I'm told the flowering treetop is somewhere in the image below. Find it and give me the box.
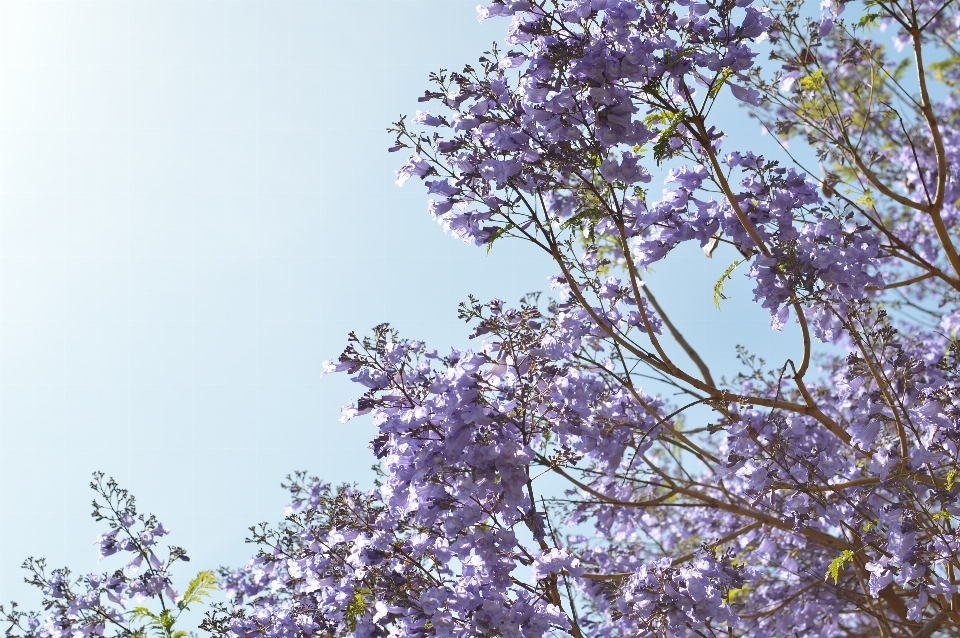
[207,0,960,636]
[8,0,960,636]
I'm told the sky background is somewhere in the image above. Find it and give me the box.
[0,0,802,613]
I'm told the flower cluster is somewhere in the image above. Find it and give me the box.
[3,474,217,638]
[205,298,671,638]
[392,0,774,249]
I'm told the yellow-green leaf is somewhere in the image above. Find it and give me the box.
[825,550,854,584]
[800,69,825,91]
[714,259,741,309]
[345,589,368,632]
[178,570,218,611]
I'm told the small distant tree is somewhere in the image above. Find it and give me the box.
[2,473,216,638]
[203,0,960,637]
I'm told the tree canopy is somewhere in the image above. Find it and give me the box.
[8,0,960,636]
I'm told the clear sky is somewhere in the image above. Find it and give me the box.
[0,0,801,610]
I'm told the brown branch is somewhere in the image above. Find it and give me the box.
[865,271,935,291]
[543,216,853,447]
[911,611,948,638]
[548,463,852,551]
[642,281,716,387]
[910,27,960,280]
[581,522,761,581]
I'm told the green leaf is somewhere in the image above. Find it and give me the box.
[662,46,699,69]
[345,588,368,632]
[559,207,604,234]
[650,109,688,165]
[725,583,752,604]
[178,570,218,611]
[857,12,883,27]
[799,69,824,91]
[855,189,875,208]
[642,111,669,127]
[709,68,733,99]
[713,259,741,309]
[160,610,176,632]
[485,224,512,255]
[130,607,160,625]
[131,607,170,638]
[931,56,960,85]
[825,549,855,584]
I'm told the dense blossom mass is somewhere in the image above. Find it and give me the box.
[8,0,960,636]
[198,0,960,634]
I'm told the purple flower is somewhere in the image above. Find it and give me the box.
[395,155,432,186]
[729,83,762,106]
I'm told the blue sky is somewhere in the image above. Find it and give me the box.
[0,0,800,609]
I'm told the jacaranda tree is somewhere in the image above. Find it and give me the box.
[7,0,960,635]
